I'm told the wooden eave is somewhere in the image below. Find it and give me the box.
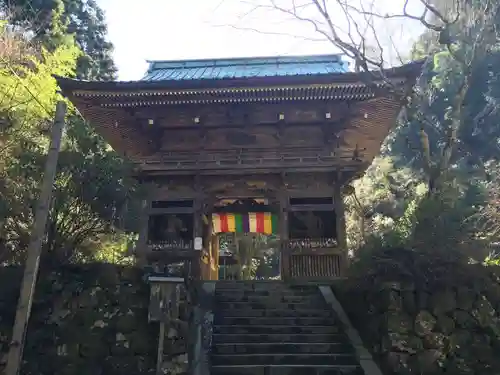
[69,82,392,107]
[55,60,423,172]
[55,59,423,95]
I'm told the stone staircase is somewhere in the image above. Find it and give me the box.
[211,281,365,375]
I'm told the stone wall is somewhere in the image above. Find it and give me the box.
[338,251,500,375]
[0,264,159,375]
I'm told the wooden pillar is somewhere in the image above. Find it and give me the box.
[212,233,220,280]
[205,197,218,280]
[136,186,152,267]
[203,213,213,280]
[192,182,204,280]
[279,190,289,281]
[334,182,348,274]
[6,101,66,375]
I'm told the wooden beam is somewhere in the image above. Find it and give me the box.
[149,207,195,215]
[286,190,335,198]
[287,247,344,256]
[145,249,198,263]
[136,188,153,266]
[289,204,335,212]
[191,178,204,281]
[135,165,363,176]
[279,179,290,281]
[334,180,348,274]
[6,101,67,375]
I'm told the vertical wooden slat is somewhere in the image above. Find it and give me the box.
[289,254,342,279]
[136,186,152,266]
[279,190,289,280]
[334,183,348,275]
[193,189,203,280]
[212,233,219,280]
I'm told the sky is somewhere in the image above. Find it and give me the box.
[96,0,426,81]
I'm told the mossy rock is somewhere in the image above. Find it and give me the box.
[435,314,455,334]
[423,332,446,351]
[386,311,413,333]
[456,287,476,310]
[128,331,154,355]
[471,297,496,329]
[447,330,472,352]
[431,289,457,315]
[453,310,476,329]
[114,312,139,333]
[414,310,437,337]
[78,332,112,358]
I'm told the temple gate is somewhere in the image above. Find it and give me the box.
[57,54,421,282]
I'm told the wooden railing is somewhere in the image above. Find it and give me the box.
[147,240,194,250]
[289,253,342,279]
[142,240,198,264]
[282,238,345,280]
[284,238,338,252]
[140,148,361,171]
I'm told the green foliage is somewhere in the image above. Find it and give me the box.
[2,0,117,80]
[0,1,135,265]
[0,19,80,262]
[0,24,79,157]
[91,233,136,265]
[350,0,500,269]
[484,252,500,266]
[346,156,425,249]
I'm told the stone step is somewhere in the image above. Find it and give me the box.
[215,282,317,290]
[215,308,334,318]
[215,316,336,326]
[211,353,359,367]
[212,333,348,344]
[215,290,320,297]
[213,325,341,335]
[215,294,324,303]
[211,364,363,375]
[217,301,326,310]
[212,342,354,355]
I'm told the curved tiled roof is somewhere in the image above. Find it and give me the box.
[54,55,424,173]
[142,54,348,81]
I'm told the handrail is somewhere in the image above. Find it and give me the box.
[283,237,338,250]
[147,240,194,251]
[145,147,357,162]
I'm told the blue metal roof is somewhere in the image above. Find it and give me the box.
[142,54,348,81]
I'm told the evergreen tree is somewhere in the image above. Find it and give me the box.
[0,0,138,264]
[2,0,117,80]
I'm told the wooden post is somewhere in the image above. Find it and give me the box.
[204,209,216,280]
[135,181,154,267]
[156,322,166,375]
[136,195,151,267]
[5,101,67,375]
[334,182,348,274]
[192,194,203,281]
[212,232,219,280]
[279,191,289,280]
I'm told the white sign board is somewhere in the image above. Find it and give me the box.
[194,237,203,250]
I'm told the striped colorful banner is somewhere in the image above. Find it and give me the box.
[212,213,278,234]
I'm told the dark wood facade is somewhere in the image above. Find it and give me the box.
[57,55,421,281]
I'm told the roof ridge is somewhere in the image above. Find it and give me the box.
[147,54,346,71]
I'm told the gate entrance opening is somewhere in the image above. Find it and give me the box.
[57,54,421,282]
